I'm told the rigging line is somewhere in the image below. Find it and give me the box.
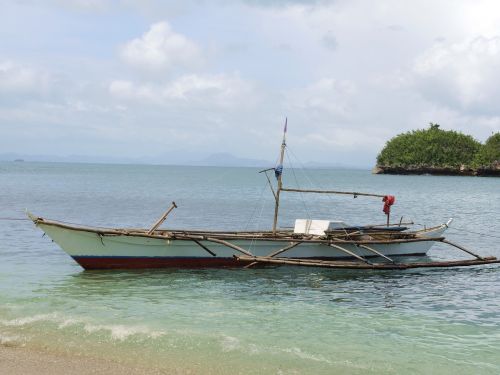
[272,146,281,168]
[286,146,327,199]
[249,190,269,251]
[0,217,30,221]
[246,152,280,247]
[243,180,270,232]
[286,145,338,206]
[285,150,311,220]
[285,146,317,189]
[244,150,281,233]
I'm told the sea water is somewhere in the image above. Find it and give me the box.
[0,162,499,374]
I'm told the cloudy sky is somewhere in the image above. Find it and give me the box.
[1,0,500,166]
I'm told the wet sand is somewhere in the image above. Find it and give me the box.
[0,346,175,375]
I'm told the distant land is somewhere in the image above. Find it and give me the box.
[196,153,269,167]
[0,151,366,169]
[374,124,500,177]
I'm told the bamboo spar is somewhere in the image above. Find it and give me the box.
[147,202,177,235]
[280,188,386,198]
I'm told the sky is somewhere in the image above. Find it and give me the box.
[1,0,500,167]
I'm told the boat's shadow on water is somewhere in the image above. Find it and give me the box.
[41,260,499,314]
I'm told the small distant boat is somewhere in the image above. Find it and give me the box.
[29,120,499,270]
[14,159,24,162]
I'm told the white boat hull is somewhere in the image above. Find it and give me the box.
[35,219,449,270]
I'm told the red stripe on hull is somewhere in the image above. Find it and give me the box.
[72,253,427,270]
[72,257,242,270]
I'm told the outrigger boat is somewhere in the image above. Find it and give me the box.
[29,121,499,270]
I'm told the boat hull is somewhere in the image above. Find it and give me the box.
[36,220,448,270]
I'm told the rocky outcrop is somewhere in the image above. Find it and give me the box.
[373,163,500,177]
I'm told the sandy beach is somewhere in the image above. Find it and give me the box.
[0,346,174,375]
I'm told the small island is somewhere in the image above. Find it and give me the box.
[374,123,500,176]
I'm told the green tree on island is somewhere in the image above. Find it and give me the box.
[473,133,500,168]
[377,123,482,169]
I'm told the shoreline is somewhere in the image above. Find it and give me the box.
[0,345,169,375]
[372,165,500,177]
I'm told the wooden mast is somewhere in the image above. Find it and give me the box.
[272,118,287,234]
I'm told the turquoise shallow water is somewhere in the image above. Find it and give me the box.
[0,162,499,374]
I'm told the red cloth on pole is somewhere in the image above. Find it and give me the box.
[382,195,395,215]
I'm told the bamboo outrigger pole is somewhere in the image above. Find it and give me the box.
[272,118,287,234]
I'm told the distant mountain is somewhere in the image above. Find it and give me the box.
[0,152,368,169]
[302,161,367,169]
[195,153,270,167]
[0,151,270,167]
[0,153,139,164]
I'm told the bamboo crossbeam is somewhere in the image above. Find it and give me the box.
[204,237,254,257]
[244,242,301,269]
[267,242,301,258]
[281,187,386,198]
[441,239,484,260]
[356,244,395,263]
[329,243,372,264]
[193,240,216,257]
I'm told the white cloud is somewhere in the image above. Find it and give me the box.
[163,74,251,103]
[53,0,108,12]
[414,36,500,114]
[109,80,151,100]
[302,127,384,149]
[120,21,202,72]
[0,61,50,95]
[285,78,356,118]
[109,73,255,108]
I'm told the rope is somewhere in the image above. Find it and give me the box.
[285,145,338,207]
[285,150,311,220]
[0,217,30,221]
